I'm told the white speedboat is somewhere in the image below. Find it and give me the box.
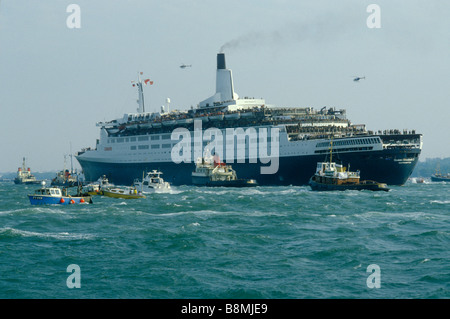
[134,170,171,193]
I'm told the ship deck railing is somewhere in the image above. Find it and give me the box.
[287,125,420,142]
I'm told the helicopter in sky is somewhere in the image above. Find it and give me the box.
[180,64,192,69]
[352,76,366,82]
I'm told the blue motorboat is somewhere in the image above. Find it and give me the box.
[28,183,93,205]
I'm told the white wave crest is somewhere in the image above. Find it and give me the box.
[430,200,450,204]
[0,227,95,240]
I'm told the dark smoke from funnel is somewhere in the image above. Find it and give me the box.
[219,30,284,53]
[219,14,353,53]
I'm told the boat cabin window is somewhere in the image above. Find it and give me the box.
[320,163,335,171]
[47,188,62,196]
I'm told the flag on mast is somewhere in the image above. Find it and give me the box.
[131,74,153,87]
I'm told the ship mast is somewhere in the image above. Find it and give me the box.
[137,72,145,113]
[132,72,153,113]
[70,142,74,174]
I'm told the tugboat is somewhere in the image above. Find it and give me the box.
[430,164,450,182]
[28,182,93,205]
[309,140,389,192]
[51,169,79,187]
[431,173,450,182]
[14,157,41,185]
[51,155,79,187]
[192,153,258,187]
[133,170,171,193]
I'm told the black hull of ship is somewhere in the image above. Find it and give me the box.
[77,148,419,186]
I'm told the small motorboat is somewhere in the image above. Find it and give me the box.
[28,182,93,205]
[83,175,114,195]
[133,170,171,193]
[102,187,146,199]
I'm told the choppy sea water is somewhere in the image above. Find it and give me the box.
[0,180,449,299]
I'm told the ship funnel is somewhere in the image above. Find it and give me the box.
[215,53,237,102]
[199,53,238,107]
[217,53,226,70]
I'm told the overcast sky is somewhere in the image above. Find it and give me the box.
[0,0,449,172]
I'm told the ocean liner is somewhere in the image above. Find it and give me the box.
[76,53,422,186]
